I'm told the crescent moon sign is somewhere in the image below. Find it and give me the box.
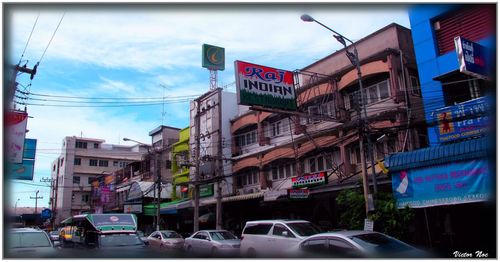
[210,53,218,63]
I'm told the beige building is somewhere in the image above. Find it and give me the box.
[50,136,146,224]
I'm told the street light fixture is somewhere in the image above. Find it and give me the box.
[123,137,162,231]
[301,14,378,215]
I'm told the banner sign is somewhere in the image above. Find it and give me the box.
[124,204,143,214]
[235,60,297,110]
[6,111,28,163]
[288,189,310,199]
[292,172,327,188]
[455,36,490,79]
[8,138,37,180]
[202,44,225,71]
[200,183,214,198]
[433,97,490,143]
[392,159,492,209]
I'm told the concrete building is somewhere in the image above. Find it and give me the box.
[226,23,425,231]
[50,136,145,224]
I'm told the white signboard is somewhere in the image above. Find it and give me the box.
[364,219,374,231]
[124,204,143,214]
[6,111,28,163]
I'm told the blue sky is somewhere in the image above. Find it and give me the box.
[5,4,411,208]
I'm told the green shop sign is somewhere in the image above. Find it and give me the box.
[200,183,214,198]
[202,44,225,71]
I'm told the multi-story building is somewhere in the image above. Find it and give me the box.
[384,4,495,255]
[50,136,145,224]
[171,126,190,200]
[227,23,425,231]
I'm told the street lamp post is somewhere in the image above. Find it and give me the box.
[301,14,378,215]
[124,137,161,231]
[15,198,20,215]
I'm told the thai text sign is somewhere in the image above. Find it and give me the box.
[6,111,28,163]
[288,189,310,199]
[392,159,492,209]
[202,44,225,71]
[235,60,297,110]
[455,36,489,79]
[433,97,490,143]
[200,183,214,198]
[292,172,326,188]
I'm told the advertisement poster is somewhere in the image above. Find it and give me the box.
[235,60,297,110]
[6,111,28,163]
[392,159,492,208]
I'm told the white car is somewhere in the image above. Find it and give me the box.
[240,219,322,257]
[288,231,428,258]
[184,230,241,257]
[147,230,184,250]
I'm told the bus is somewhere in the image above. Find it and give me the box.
[59,213,146,250]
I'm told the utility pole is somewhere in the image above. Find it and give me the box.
[7,63,38,108]
[193,98,201,232]
[215,89,223,230]
[30,190,43,214]
[155,150,161,231]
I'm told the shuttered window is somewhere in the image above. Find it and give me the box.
[434,5,494,55]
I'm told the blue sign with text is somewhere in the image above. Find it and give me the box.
[392,159,492,208]
[433,97,491,143]
[41,208,52,219]
[455,36,490,79]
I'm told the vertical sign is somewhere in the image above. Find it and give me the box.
[455,36,489,79]
[8,138,37,180]
[202,44,225,71]
[6,111,28,163]
[234,60,297,110]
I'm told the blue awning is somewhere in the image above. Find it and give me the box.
[385,137,491,173]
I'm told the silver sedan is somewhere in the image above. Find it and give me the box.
[184,230,241,257]
[146,230,184,250]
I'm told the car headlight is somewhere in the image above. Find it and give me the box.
[220,244,232,248]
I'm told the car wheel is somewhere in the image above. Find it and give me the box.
[247,248,256,258]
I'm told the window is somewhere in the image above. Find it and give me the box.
[243,224,273,235]
[113,161,119,167]
[74,158,81,166]
[271,121,282,137]
[93,143,99,149]
[328,238,361,257]
[410,76,421,96]
[364,80,390,104]
[98,160,108,167]
[88,177,94,185]
[81,194,89,203]
[75,141,87,149]
[240,170,259,187]
[308,106,320,124]
[272,224,294,238]
[89,159,98,166]
[237,130,257,147]
[309,158,316,173]
[306,155,330,173]
[270,163,294,181]
[301,238,327,252]
[73,176,80,184]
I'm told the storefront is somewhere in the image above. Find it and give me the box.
[385,136,495,256]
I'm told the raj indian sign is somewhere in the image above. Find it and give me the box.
[292,172,327,188]
[234,60,297,110]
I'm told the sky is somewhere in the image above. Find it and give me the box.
[5,3,412,209]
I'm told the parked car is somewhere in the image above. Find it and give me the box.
[289,231,428,258]
[240,219,322,257]
[147,230,184,250]
[136,230,149,244]
[184,230,241,257]
[5,228,59,258]
[48,231,60,242]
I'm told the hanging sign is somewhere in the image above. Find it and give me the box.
[288,189,310,199]
[235,60,297,110]
[8,138,37,180]
[455,36,490,79]
[292,172,327,188]
[6,111,28,163]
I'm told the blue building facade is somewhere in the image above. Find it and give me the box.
[408,4,495,146]
[382,4,495,256]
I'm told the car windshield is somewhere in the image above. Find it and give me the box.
[286,222,322,237]
[99,234,144,247]
[349,233,413,254]
[209,231,237,240]
[10,232,52,248]
[161,231,181,239]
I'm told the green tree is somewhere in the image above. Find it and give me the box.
[336,188,414,239]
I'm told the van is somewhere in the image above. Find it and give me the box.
[240,220,322,257]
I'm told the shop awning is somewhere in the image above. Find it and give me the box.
[385,137,490,173]
[202,191,264,205]
[144,199,189,216]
